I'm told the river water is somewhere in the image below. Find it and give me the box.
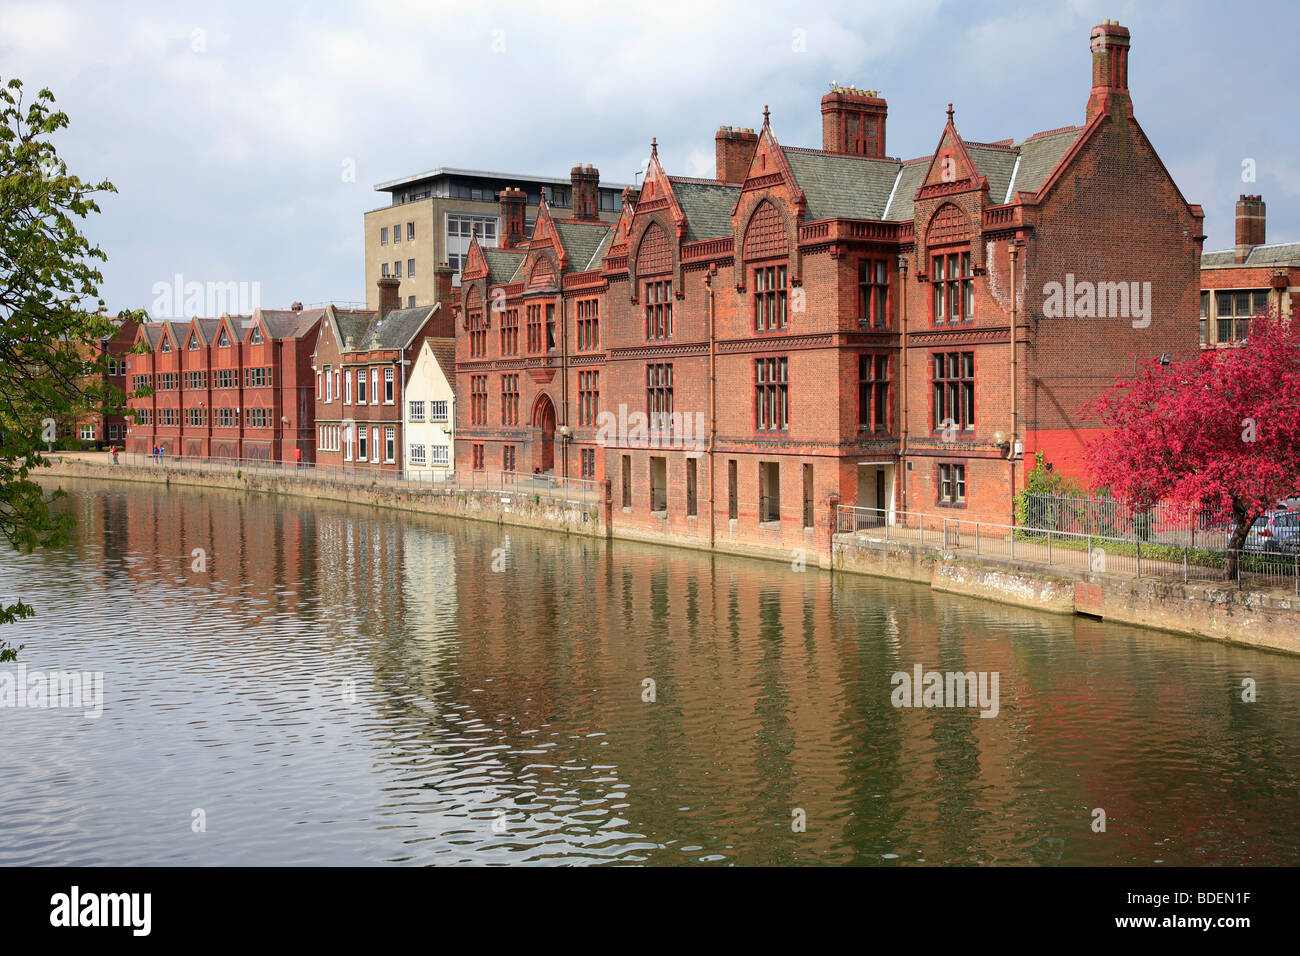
[1,477,1297,865]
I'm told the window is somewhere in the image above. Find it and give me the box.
[728,461,738,520]
[472,444,485,470]
[344,425,353,460]
[546,304,556,351]
[858,354,889,433]
[157,372,177,390]
[244,367,268,388]
[581,448,596,480]
[385,426,395,463]
[686,458,697,517]
[160,337,171,353]
[187,337,199,351]
[382,262,389,277]
[803,463,815,528]
[645,280,673,339]
[316,372,321,399]
[158,408,175,426]
[247,408,268,428]
[526,305,543,352]
[501,374,519,426]
[501,309,519,355]
[371,368,379,404]
[755,357,789,432]
[217,368,236,389]
[383,367,393,403]
[621,455,631,508]
[358,427,368,460]
[753,265,788,332]
[503,445,516,472]
[650,457,667,512]
[407,222,414,241]
[408,258,415,278]
[393,224,401,244]
[431,445,449,466]
[184,370,206,389]
[759,461,780,523]
[108,424,120,440]
[380,226,388,246]
[646,363,673,427]
[1216,289,1268,343]
[409,400,425,422]
[430,400,449,422]
[932,352,975,432]
[395,260,402,278]
[79,424,95,441]
[1199,291,1209,346]
[357,369,367,404]
[345,372,352,404]
[939,463,967,506]
[250,328,263,345]
[218,330,230,347]
[469,309,487,357]
[408,296,415,308]
[410,443,426,465]
[216,408,236,427]
[578,371,599,427]
[471,375,488,425]
[576,299,599,350]
[372,427,380,464]
[932,251,974,324]
[858,259,889,328]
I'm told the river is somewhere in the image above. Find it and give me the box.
[1,477,1297,865]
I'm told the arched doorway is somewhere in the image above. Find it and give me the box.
[532,393,556,474]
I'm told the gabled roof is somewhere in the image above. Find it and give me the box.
[780,147,901,221]
[423,337,457,397]
[483,248,526,283]
[258,308,327,339]
[139,324,164,349]
[1202,242,1300,268]
[192,318,222,345]
[332,308,376,351]
[585,228,617,270]
[964,144,1018,203]
[882,159,928,221]
[359,306,436,350]
[669,178,741,241]
[554,221,614,272]
[1009,126,1084,197]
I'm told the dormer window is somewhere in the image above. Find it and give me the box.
[251,328,263,345]
[160,338,171,352]
[218,330,231,347]
[187,337,199,350]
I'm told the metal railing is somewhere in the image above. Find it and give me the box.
[104,452,601,506]
[837,504,1300,593]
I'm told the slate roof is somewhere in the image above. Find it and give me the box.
[358,306,434,350]
[781,148,902,221]
[333,309,376,350]
[1007,126,1083,197]
[140,325,163,348]
[882,159,929,221]
[260,308,326,339]
[669,178,741,241]
[585,228,616,269]
[482,249,526,284]
[1202,242,1300,268]
[965,145,1018,204]
[555,221,615,272]
[193,318,222,345]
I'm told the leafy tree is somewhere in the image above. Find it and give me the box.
[1085,309,1300,579]
[1,77,130,659]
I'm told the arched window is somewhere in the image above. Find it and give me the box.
[926,204,974,325]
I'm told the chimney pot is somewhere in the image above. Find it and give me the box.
[715,125,760,183]
[1235,194,1266,263]
[377,277,400,321]
[821,86,887,157]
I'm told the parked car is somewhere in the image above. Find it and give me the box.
[1245,511,1300,553]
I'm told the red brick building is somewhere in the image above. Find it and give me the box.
[126,306,325,461]
[311,272,455,475]
[1200,194,1299,348]
[76,314,139,448]
[452,20,1203,547]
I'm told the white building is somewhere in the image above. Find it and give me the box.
[403,337,456,481]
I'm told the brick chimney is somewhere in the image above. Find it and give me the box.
[498,186,526,249]
[715,126,759,183]
[434,262,455,305]
[570,164,600,221]
[377,276,400,320]
[821,85,887,158]
[291,301,303,312]
[1085,20,1131,123]
[1235,195,1266,263]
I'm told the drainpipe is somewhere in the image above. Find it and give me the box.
[705,267,718,549]
[1009,241,1020,525]
[560,294,569,479]
[897,253,909,516]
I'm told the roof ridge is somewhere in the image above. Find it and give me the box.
[782,145,903,164]
[1024,125,1083,142]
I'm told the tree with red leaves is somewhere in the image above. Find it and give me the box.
[1086,309,1300,580]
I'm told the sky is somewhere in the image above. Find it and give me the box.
[1,0,1295,314]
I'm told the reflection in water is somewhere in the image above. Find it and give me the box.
[1,477,1298,865]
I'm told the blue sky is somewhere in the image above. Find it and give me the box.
[1,0,1294,313]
